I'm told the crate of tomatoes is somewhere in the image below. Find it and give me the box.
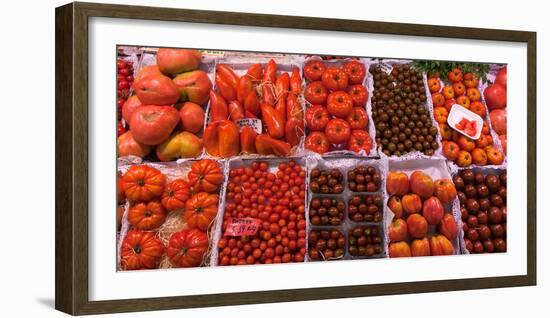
[203,55,305,158]
[116,159,225,270]
[302,57,377,157]
[306,156,388,261]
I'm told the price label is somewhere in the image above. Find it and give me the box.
[236,118,263,134]
[224,218,261,237]
[380,62,393,74]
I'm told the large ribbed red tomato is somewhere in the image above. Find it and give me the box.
[128,201,166,230]
[161,179,192,211]
[121,165,166,202]
[184,192,219,230]
[166,229,209,267]
[120,230,164,270]
[187,159,224,193]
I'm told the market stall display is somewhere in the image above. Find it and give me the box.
[115,47,508,271]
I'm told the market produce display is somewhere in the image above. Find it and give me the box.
[118,48,211,161]
[204,59,304,157]
[118,159,223,270]
[370,63,439,157]
[386,169,458,257]
[116,47,509,271]
[426,66,505,167]
[303,58,374,155]
[217,160,307,265]
[453,169,507,253]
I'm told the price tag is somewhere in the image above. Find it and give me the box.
[236,118,263,134]
[380,62,393,74]
[199,49,225,57]
[224,218,261,237]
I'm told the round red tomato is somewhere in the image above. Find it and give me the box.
[326,91,353,118]
[305,105,330,131]
[120,230,165,270]
[161,179,192,211]
[304,132,330,154]
[303,60,327,81]
[187,159,224,193]
[346,107,369,130]
[166,229,209,267]
[128,200,167,230]
[346,84,368,107]
[304,81,328,105]
[321,67,348,91]
[184,192,219,230]
[122,165,166,202]
[324,118,351,144]
[347,130,373,154]
[343,60,366,84]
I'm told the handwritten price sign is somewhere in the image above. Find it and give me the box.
[224,218,261,237]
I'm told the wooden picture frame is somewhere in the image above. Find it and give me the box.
[55,2,536,315]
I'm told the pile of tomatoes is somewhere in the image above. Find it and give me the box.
[117,58,134,136]
[117,159,224,270]
[217,160,307,265]
[302,59,373,155]
[204,59,304,158]
[428,68,504,167]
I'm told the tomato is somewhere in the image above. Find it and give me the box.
[228,100,245,121]
[304,81,328,105]
[128,200,167,230]
[215,72,237,102]
[246,63,262,82]
[346,107,369,130]
[326,91,353,118]
[129,105,180,146]
[167,229,209,267]
[346,84,368,107]
[209,90,229,122]
[203,120,240,158]
[275,72,290,101]
[324,118,351,144]
[290,67,302,94]
[237,76,254,105]
[261,103,285,139]
[321,67,348,91]
[121,165,166,202]
[160,179,191,211]
[184,192,219,230]
[262,59,277,83]
[305,105,330,131]
[286,93,303,120]
[305,132,330,154]
[285,118,304,147]
[303,60,327,81]
[188,161,222,194]
[120,230,164,270]
[216,64,239,91]
[343,60,366,84]
[347,130,373,154]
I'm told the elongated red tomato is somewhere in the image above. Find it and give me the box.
[209,90,228,122]
[244,91,260,117]
[215,73,236,102]
[262,59,277,83]
[286,93,303,120]
[246,63,262,82]
[216,64,239,90]
[228,101,245,121]
[261,103,285,139]
[120,230,164,270]
[262,84,275,105]
[275,72,290,101]
[237,76,254,105]
[167,229,209,267]
[122,165,166,202]
[290,67,302,94]
[285,118,304,147]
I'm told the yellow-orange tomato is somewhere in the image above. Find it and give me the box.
[434,107,449,124]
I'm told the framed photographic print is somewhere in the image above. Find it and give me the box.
[55,1,537,315]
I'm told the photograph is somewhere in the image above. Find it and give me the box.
[115,47,508,270]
